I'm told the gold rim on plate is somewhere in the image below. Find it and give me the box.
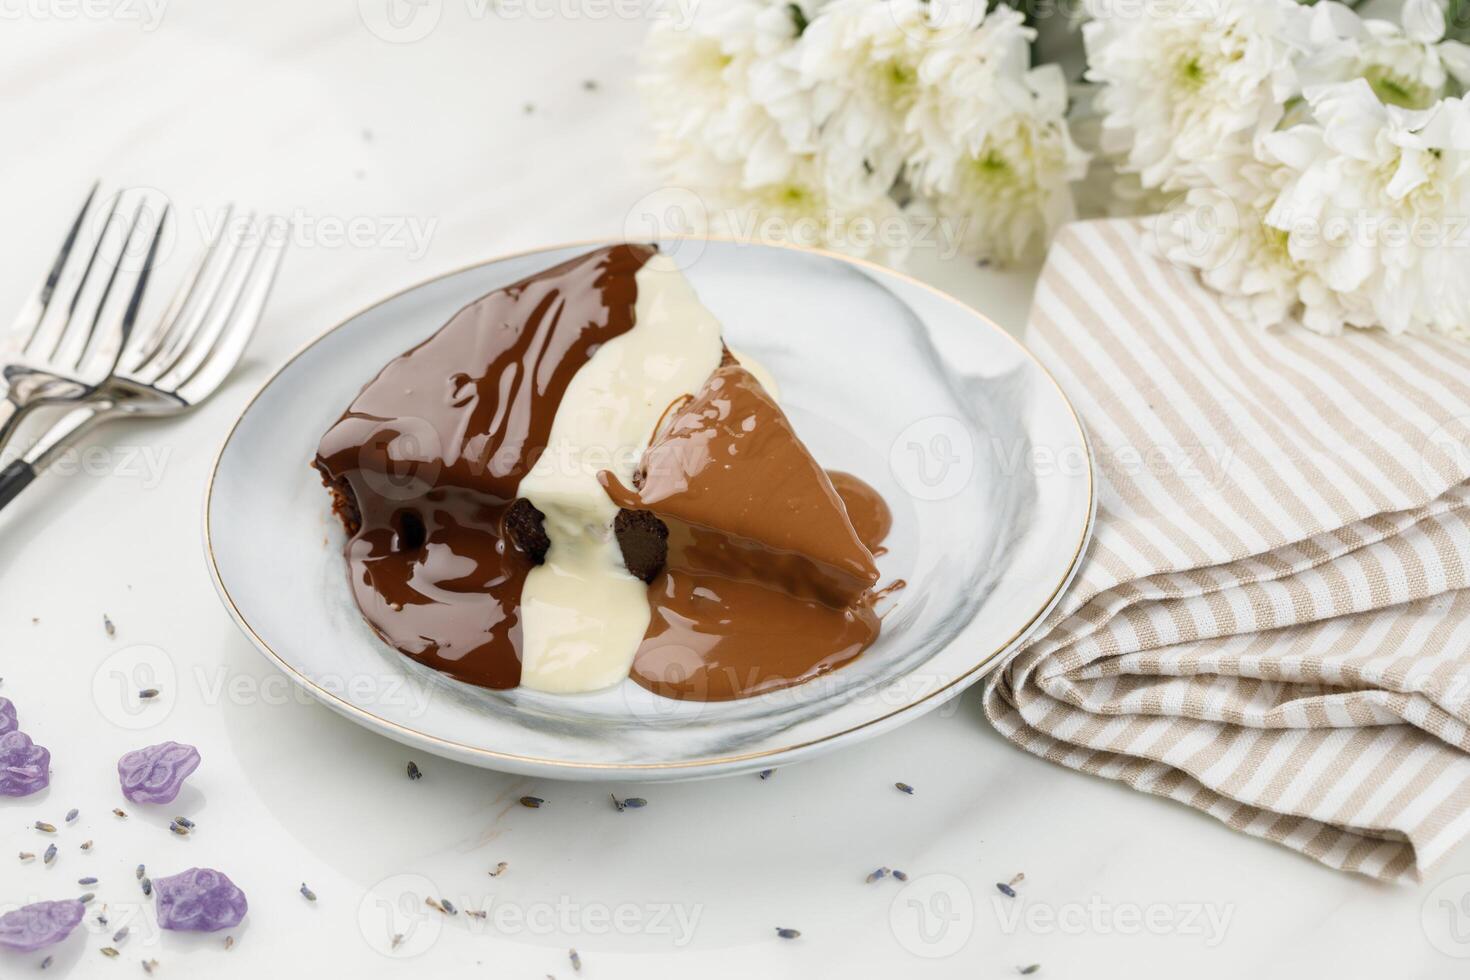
[202,235,1096,772]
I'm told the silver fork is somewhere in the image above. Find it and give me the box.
[0,185,168,449]
[0,210,289,511]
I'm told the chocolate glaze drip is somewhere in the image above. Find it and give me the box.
[601,364,892,701]
[828,470,894,558]
[314,244,655,689]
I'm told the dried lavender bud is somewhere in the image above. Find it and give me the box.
[892,870,909,882]
[64,809,78,823]
[1018,966,1041,975]
[141,878,152,897]
[136,864,145,879]
[866,868,890,883]
[99,946,119,958]
[79,893,95,905]
[112,926,129,944]
[996,883,1017,898]
[174,816,195,830]
[34,821,56,833]
[895,782,914,795]
[79,840,92,851]
[406,761,422,781]
[300,883,317,903]
[570,948,582,971]
[155,869,249,932]
[113,809,127,819]
[758,769,774,780]
[138,689,159,700]
[117,741,201,805]
[103,615,115,637]
[43,844,56,865]
[489,862,508,877]
[775,927,801,940]
[519,796,544,808]
[77,877,97,886]
[0,900,85,952]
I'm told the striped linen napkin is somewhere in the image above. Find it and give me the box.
[982,218,1470,882]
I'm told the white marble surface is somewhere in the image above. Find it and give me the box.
[2,3,1468,977]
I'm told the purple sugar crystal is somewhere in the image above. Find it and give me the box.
[117,741,200,805]
[0,697,16,735]
[0,730,50,797]
[0,900,85,952]
[153,868,248,932]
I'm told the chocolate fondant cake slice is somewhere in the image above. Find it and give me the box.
[600,363,890,700]
[601,363,880,605]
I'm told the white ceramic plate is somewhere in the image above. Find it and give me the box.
[205,239,1094,781]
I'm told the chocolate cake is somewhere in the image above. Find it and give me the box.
[316,244,894,700]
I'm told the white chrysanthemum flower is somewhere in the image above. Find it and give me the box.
[903,4,1036,177]
[639,0,812,187]
[1084,0,1311,191]
[1152,158,1324,329]
[1257,80,1470,336]
[707,152,914,264]
[1300,1,1470,109]
[913,64,1091,263]
[795,0,997,188]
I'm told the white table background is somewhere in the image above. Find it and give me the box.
[2,3,1467,977]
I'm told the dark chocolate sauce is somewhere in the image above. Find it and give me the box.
[315,244,655,689]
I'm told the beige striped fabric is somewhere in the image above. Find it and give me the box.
[982,218,1470,882]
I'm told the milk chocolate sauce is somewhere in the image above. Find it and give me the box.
[315,244,655,689]
[828,470,893,558]
[600,364,893,701]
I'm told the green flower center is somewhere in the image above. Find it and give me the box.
[1364,65,1435,110]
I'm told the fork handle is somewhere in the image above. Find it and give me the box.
[0,459,35,512]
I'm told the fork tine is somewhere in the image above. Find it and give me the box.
[9,182,100,348]
[153,215,269,391]
[126,203,235,377]
[26,189,123,360]
[57,195,149,370]
[80,200,169,376]
[132,208,246,384]
[173,217,288,404]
